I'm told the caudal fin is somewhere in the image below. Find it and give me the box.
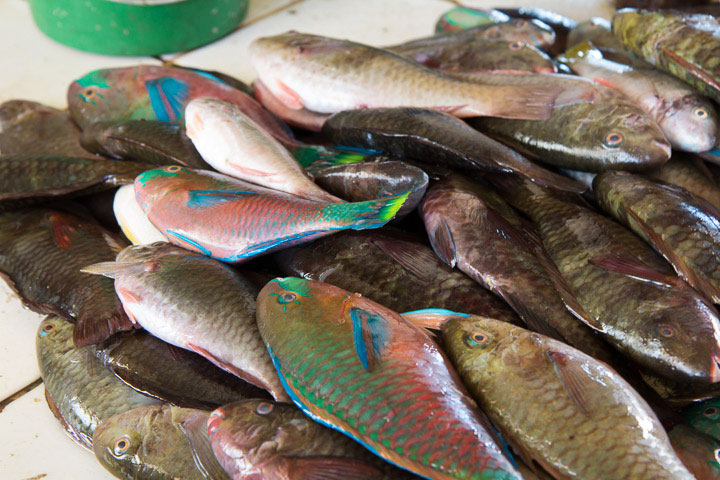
[331,190,410,230]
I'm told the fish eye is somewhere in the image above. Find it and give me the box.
[113,436,131,456]
[256,402,274,415]
[715,448,720,464]
[84,88,96,98]
[703,406,718,417]
[150,241,165,247]
[658,324,676,338]
[603,132,624,147]
[508,42,523,51]
[40,323,55,336]
[465,331,490,347]
[693,107,709,118]
[165,166,182,173]
[280,292,297,303]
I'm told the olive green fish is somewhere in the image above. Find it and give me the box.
[668,424,720,480]
[440,314,695,480]
[495,177,720,383]
[37,316,160,449]
[93,404,231,480]
[648,155,720,211]
[208,400,420,480]
[95,331,270,409]
[613,9,720,103]
[566,17,648,67]
[80,120,210,169]
[683,398,720,442]
[594,171,720,304]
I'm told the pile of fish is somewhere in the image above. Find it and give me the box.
[7,3,720,479]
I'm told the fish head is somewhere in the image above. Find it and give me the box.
[67,68,133,129]
[479,19,556,50]
[658,98,718,153]
[435,7,501,33]
[36,316,74,359]
[134,165,192,211]
[683,398,720,437]
[257,277,325,322]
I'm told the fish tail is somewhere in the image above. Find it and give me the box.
[328,191,410,229]
[486,85,561,121]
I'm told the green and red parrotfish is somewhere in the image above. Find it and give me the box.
[594,171,720,304]
[668,424,720,480]
[82,242,288,402]
[559,42,717,152]
[133,166,408,263]
[683,398,720,442]
[256,277,522,480]
[612,9,720,103]
[67,65,294,144]
[185,97,341,203]
[0,208,133,346]
[93,404,231,480]
[249,32,560,121]
[207,400,420,480]
[435,7,509,33]
[438,314,696,480]
[37,316,160,449]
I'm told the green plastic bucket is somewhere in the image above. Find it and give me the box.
[28,0,249,56]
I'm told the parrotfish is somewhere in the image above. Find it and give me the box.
[495,7,578,55]
[249,32,560,121]
[683,398,720,442]
[82,242,289,402]
[668,424,720,480]
[133,166,408,263]
[435,7,509,33]
[256,277,522,480]
[648,155,720,211]
[566,17,647,67]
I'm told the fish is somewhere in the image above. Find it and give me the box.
[467,73,672,172]
[559,42,717,152]
[648,155,720,211]
[495,7,578,56]
[80,120,210,169]
[95,330,270,409]
[386,36,556,74]
[683,398,720,442]
[495,177,720,383]
[207,400,420,480]
[594,171,720,304]
[0,208,133,346]
[307,160,429,219]
[133,166,408,263]
[435,7,510,33]
[184,97,341,203]
[612,9,720,103]
[439,314,696,480]
[322,108,586,193]
[67,65,294,144]
[0,100,94,157]
[37,316,160,449]
[113,184,168,245]
[668,424,720,480]
[565,17,648,67]
[420,176,612,359]
[93,404,231,480]
[82,242,289,402]
[249,32,560,121]
[275,230,521,325]
[0,155,153,210]
[252,79,332,132]
[255,276,522,480]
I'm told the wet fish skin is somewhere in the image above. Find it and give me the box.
[0,208,133,346]
[322,107,586,193]
[435,7,509,33]
[468,73,671,172]
[275,230,521,325]
[67,65,294,144]
[184,97,341,203]
[0,100,93,158]
[133,166,408,263]
[113,184,167,245]
[668,424,720,480]
[560,42,717,152]
[594,171,720,304]
[93,404,231,480]
[208,400,420,480]
[497,177,720,383]
[682,398,720,442]
[566,17,638,61]
[37,316,160,449]
[442,315,695,480]
[612,9,720,103]
[80,120,210,169]
[83,242,288,402]
[495,7,578,55]
[256,277,522,480]
[249,32,560,121]
[96,330,271,409]
[648,155,720,211]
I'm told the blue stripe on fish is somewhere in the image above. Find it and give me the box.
[146,77,189,122]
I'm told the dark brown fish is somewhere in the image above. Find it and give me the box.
[275,230,521,324]
[0,208,134,346]
[496,7,578,55]
[80,120,210,169]
[648,155,720,211]
[0,100,93,158]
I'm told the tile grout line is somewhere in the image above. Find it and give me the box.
[160,0,309,65]
[0,377,42,414]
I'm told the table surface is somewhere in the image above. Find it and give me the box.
[0,0,614,478]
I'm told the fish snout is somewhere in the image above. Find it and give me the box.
[207,408,226,441]
[710,352,720,383]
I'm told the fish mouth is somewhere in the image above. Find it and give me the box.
[649,138,672,164]
[207,408,225,441]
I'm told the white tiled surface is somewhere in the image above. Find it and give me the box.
[0,0,612,478]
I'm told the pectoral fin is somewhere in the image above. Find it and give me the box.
[547,350,593,415]
[427,218,457,268]
[348,304,392,372]
[177,410,230,480]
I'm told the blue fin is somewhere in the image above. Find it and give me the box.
[350,307,390,372]
[166,230,212,257]
[186,189,257,209]
[145,77,189,122]
[237,230,332,260]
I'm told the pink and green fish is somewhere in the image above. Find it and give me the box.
[134,167,409,263]
[256,277,522,480]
